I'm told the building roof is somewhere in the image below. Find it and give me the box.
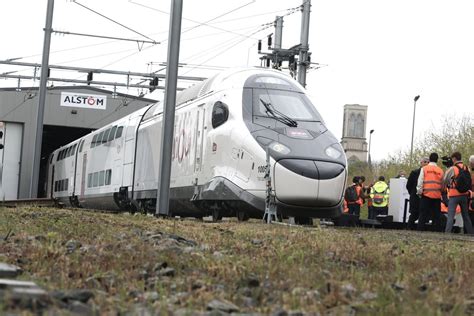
[0,85,157,103]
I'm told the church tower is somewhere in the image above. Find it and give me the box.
[341,104,368,162]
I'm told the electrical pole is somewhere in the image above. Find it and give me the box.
[297,0,311,87]
[274,16,283,50]
[156,0,183,216]
[31,0,54,198]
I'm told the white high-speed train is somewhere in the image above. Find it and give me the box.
[47,68,347,221]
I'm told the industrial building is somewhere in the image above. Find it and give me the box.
[0,86,155,200]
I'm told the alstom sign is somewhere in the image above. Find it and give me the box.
[60,92,107,110]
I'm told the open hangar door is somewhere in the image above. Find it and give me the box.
[38,125,94,198]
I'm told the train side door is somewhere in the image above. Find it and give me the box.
[80,152,87,199]
[194,106,205,173]
[122,116,139,188]
[50,166,55,199]
[113,159,123,189]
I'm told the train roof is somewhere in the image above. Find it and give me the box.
[175,67,303,106]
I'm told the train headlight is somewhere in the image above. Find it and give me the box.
[325,145,341,159]
[269,142,291,155]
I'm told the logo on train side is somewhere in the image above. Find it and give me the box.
[60,92,107,110]
[172,111,193,163]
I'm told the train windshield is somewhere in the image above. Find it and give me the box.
[253,88,322,122]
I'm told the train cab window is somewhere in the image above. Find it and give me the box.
[115,126,124,139]
[212,101,229,128]
[108,126,117,142]
[91,134,98,148]
[105,169,112,185]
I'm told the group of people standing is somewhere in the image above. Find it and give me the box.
[344,175,390,219]
[342,151,474,234]
[406,152,474,233]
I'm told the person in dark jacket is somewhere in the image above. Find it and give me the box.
[406,157,429,229]
[345,176,363,218]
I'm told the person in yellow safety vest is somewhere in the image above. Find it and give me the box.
[442,152,473,234]
[369,176,390,217]
[416,152,444,231]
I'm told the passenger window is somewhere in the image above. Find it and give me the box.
[91,134,98,148]
[65,179,68,191]
[54,181,58,192]
[105,169,112,185]
[72,144,77,155]
[97,131,105,145]
[212,101,229,128]
[115,126,124,139]
[93,172,99,187]
[99,170,105,186]
[102,129,111,144]
[50,154,55,164]
[108,126,117,142]
[79,140,84,153]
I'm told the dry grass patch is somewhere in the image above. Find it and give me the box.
[0,206,474,315]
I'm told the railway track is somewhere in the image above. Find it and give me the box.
[0,198,59,208]
[1,200,472,242]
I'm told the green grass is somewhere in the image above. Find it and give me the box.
[1,206,474,315]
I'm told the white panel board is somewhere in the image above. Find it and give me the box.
[388,178,410,223]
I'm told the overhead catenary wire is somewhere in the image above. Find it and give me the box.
[72,1,157,44]
[181,24,273,75]
[181,23,272,63]
[0,1,301,96]
[129,0,260,42]
[210,4,302,24]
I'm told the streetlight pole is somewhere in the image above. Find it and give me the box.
[410,95,420,166]
[368,129,374,169]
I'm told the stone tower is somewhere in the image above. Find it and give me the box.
[341,104,368,162]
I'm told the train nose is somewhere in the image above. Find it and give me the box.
[273,159,346,207]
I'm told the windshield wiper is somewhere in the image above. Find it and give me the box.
[259,99,298,127]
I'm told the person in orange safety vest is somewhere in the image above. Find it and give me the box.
[442,152,473,234]
[344,176,363,218]
[416,153,444,231]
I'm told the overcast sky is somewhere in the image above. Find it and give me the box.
[1,0,473,160]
